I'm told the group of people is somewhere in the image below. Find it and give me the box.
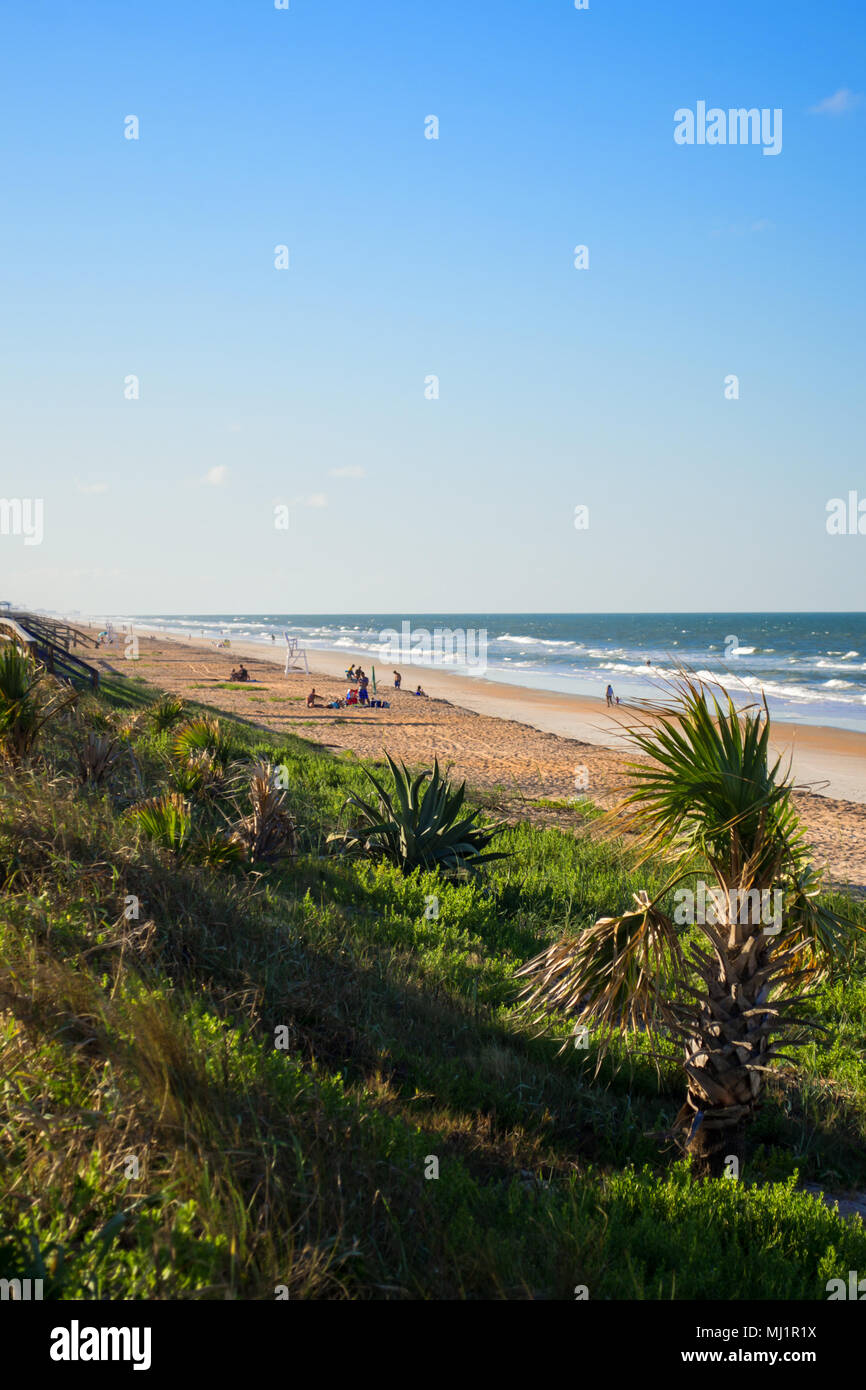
[605,684,621,707]
[345,665,372,698]
[342,664,427,699]
[229,665,250,682]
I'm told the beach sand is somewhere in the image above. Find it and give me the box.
[75,625,866,893]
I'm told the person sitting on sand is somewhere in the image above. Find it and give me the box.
[306,688,325,708]
[393,670,402,689]
[413,684,426,697]
[237,665,249,682]
[346,665,357,681]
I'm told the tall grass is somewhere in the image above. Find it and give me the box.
[0,671,865,1299]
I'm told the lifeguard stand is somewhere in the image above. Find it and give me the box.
[283,632,309,675]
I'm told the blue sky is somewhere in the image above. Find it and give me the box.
[1,0,864,614]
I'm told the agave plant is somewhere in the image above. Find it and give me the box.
[230,760,296,863]
[0,645,76,761]
[517,675,861,1178]
[327,753,507,875]
[132,792,242,868]
[76,731,122,786]
[149,693,187,732]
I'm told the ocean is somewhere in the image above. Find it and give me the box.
[111,612,866,732]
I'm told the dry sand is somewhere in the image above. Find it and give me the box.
[76,626,866,893]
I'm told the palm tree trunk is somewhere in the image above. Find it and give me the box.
[686,1112,746,1179]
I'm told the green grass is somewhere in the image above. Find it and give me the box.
[0,669,865,1299]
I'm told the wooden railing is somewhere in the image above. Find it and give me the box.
[2,612,97,650]
[0,614,99,689]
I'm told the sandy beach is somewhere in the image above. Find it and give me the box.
[75,625,866,893]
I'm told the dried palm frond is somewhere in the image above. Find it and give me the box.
[231,760,296,863]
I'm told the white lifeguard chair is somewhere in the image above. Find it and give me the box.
[283,632,309,675]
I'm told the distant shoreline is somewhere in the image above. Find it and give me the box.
[108,620,866,807]
[81,612,866,734]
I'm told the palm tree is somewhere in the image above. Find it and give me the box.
[517,675,861,1178]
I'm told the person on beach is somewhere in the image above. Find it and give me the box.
[413,684,427,697]
[393,670,401,689]
[306,688,324,708]
[358,672,370,704]
[346,665,357,680]
[605,684,614,707]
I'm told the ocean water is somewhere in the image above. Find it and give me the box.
[113,612,866,732]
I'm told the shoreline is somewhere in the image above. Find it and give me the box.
[69,623,866,890]
[126,623,866,806]
[81,615,866,736]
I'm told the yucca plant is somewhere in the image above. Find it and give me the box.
[327,753,507,875]
[149,693,187,732]
[76,731,122,786]
[517,675,862,1178]
[0,645,76,761]
[230,760,296,863]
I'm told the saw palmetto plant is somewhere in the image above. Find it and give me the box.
[131,792,243,869]
[0,646,77,762]
[149,693,187,732]
[328,752,508,875]
[517,675,862,1178]
[173,717,233,768]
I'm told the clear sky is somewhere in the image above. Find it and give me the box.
[1,0,864,614]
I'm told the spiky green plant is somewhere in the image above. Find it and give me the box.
[517,675,862,1178]
[149,693,187,732]
[169,750,224,799]
[131,791,243,868]
[230,760,296,863]
[76,731,122,786]
[173,717,232,768]
[0,645,76,762]
[132,792,192,857]
[327,753,507,876]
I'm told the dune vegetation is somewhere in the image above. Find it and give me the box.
[1,659,866,1299]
